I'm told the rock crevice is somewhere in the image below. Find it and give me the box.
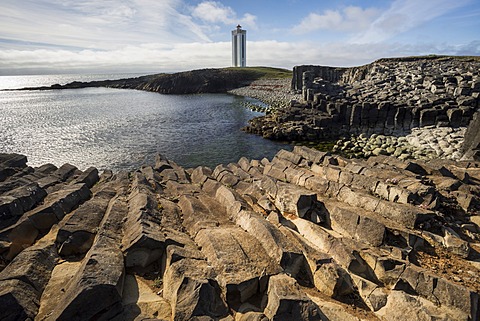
[1,150,479,320]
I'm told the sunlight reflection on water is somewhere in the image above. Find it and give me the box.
[0,86,291,171]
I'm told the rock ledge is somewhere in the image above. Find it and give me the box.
[1,149,480,320]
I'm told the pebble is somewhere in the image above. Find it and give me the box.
[332,126,466,160]
[228,78,301,110]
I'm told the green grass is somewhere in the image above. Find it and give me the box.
[225,66,292,79]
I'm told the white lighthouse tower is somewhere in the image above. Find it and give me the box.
[232,25,246,67]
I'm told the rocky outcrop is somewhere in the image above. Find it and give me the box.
[13,67,292,95]
[245,56,480,143]
[462,111,480,161]
[1,150,480,320]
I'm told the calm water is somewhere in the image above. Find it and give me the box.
[0,74,290,171]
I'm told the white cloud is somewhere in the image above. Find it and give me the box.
[292,6,379,34]
[353,0,472,43]
[191,1,257,29]
[2,40,479,75]
[0,0,211,50]
[0,0,477,76]
[192,1,235,24]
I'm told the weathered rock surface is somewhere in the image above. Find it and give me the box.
[244,56,480,149]
[462,110,480,161]
[1,150,480,320]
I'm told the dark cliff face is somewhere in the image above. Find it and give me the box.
[18,68,289,94]
[120,68,261,94]
[276,56,480,144]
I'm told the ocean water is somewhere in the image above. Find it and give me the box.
[0,73,149,90]
[0,74,290,171]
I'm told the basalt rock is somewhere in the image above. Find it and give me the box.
[462,111,480,161]
[245,56,480,143]
[1,151,479,320]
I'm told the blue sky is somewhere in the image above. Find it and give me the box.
[0,0,479,75]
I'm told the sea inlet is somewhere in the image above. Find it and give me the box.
[0,74,290,171]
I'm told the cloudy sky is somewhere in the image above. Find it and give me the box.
[1,0,479,75]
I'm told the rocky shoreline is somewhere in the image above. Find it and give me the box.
[12,67,292,95]
[228,78,302,110]
[12,57,480,162]
[1,148,480,320]
[239,56,480,161]
[332,126,466,161]
[231,80,471,162]
[228,77,471,163]
[2,56,480,320]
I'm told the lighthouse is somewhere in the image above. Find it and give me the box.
[232,25,246,67]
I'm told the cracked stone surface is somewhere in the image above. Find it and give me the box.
[0,149,480,320]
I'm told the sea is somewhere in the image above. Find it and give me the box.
[0,73,291,171]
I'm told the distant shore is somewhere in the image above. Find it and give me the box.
[8,57,480,161]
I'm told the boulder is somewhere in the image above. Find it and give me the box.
[163,258,229,320]
[264,274,324,321]
[0,242,58,320]
[195,227,281,305]
[48,236,125,320]
[71,167,99,188]
[376,290,469,321]
[274,182,317,218]
[0,182,47,225]
[462,111,480,160]
[56,187,116,256]
[0,279,39,320]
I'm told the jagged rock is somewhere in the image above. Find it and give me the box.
[122,188,192,268]
[1,150,479,321]
[264,274,325,321]
[48,236,125,320]
[247,57,480,141]
[195,226,281,304]
[462,111,480,160]
[376,290,470,321]
[163,257,228,320]
[122,274,172,320]
[0,153,28,169]
[0,279,39,320]
[71,166,99,188]
[0,242,58,320]
[56,187,116,256]
[0,182,47,225]
[1,183,91,260]
[274,182,317,218]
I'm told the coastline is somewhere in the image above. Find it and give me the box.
[1,147,479,320]
[227,78,301,108]
[227,77,470,162]
[6,58,479,162]
[1,57,480,320]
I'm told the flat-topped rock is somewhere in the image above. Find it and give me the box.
[0,150,479,320]
[245,56,480,149]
